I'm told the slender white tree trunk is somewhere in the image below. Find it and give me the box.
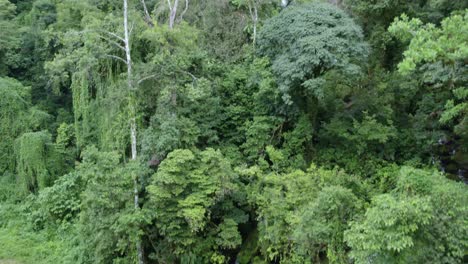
[124,1,132,93]
[248,1,258,46]
[281,0,288,8]
[123,1,144,263]
[168,0,179,29]
[168,0,180,117]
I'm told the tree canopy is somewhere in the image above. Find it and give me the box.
[0,1,466,264]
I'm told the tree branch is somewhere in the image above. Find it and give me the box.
[181,70,197,81]
[140,0,154,27]
[98,35,126,51]
[178,0,189,23]
[137,73,160,84]
[104,54,128,64]
[100,30,125,42]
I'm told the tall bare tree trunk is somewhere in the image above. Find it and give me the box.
[123,0,144,263]
[168,0,179,29]
[248,1,258,46]
[167,0,180,119]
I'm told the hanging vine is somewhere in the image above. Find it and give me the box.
[0,77,31,174]
[15,131,52,194]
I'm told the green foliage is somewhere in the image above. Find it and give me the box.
[0,196,66,264]
[14,127,70,195]
[389,11,468,74]
[294,186,362,263]
[15,131,54,194]
[251,164,367,263]
[322,112,396,155]
[241,116,281,162]
[0,0,21,74]
[389,10,468,158]
[0,221,65,264]
[257,2,368,104]
[177,0,256,60]
[0,0,467,263]
[345,0,467,67]
[346,167,468,264]
[346,194,434,263]
[76,146,148,264]
[138,24,224,160]
[30,171,82,227]
[0,77,30,174]
[145,148,247,262]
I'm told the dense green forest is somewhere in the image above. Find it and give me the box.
[0,0,467,263]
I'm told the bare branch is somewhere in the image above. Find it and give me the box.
[178,0,189,23]
[104,54,128,64]
[140,0,154,27]
[166,0,172,10]
[98,35,126,51]
[137,73,160,84]
[100,30,125,42]
[181,70,197,81]
[178,70,198,88]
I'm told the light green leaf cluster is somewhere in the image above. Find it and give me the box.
[389,10,468,75]
[346,167,468,264]
[251,164,366,263]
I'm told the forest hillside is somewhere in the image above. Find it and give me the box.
[0,0,467,263]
